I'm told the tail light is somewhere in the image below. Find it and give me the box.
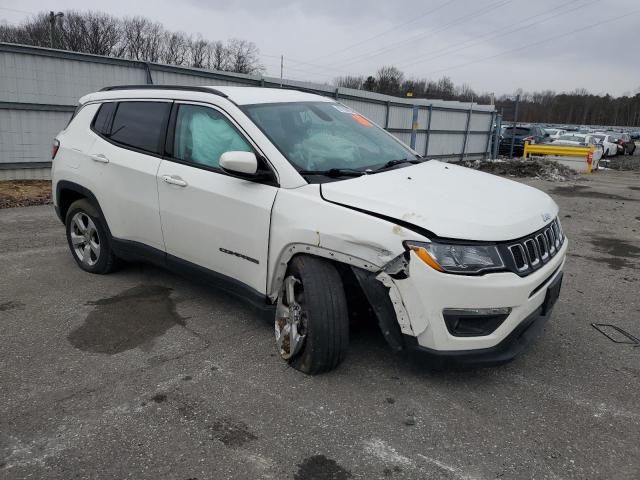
[52,139,60,159]
[523,136,535,143]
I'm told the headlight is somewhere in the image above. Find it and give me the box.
[404,240,505,274]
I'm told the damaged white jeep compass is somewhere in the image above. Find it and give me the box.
[52,85,567,374]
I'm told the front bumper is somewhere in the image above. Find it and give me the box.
[388,240,567,363]
[403,302,553,367]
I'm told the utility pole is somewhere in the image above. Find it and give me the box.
[509,93,520,158]
[49,11,64,49]
[280,55,283,88]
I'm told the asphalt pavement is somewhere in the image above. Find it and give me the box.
[1,170,639,480]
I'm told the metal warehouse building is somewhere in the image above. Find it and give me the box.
[0,43,497,180]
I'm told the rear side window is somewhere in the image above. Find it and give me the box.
[504,127,531,136]
[92,102,116,135]
[107,101,170,155]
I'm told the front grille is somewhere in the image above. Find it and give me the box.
[502,218,565,276]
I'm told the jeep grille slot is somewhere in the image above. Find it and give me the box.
[524,239,540,266]
[508,244,528,271]
[503,218,565,276]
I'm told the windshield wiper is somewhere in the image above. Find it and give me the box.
[298,168,366,178]
[369,157,424,173]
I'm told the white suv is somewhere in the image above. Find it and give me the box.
[52,85,567,373]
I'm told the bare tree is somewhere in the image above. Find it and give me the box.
[209,40,229,71]
[162,31,189,66]
[122,17,148,60]
[375,66,403,95]
[363,76,376,91]
[59,11,87,52]
[334,75,364,89]
[226,38,263,74]
[189,35,210,68]
[456,83,475,102]
[16,12,51,47]
[84,12,121,56]
[141,21,164,63]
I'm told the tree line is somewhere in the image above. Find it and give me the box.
[0,11,264,74]
[2,11,638,127]
[335,67,640,127]
[496,89,640,128]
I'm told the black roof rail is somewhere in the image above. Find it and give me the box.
[99,84,228,98]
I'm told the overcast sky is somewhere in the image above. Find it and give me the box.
[1,0,639,96]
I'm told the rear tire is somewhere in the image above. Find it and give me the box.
[274,255,349,374]
[65,199,119,274]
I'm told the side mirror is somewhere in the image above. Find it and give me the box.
[219,151,258,176]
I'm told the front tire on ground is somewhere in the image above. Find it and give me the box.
[275,255,349,374]
[65,199,119,274]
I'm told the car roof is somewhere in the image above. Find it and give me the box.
[80,85,333,106]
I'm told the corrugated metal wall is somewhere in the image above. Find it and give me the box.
[0,43,496,179]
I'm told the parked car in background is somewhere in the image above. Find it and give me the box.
[591,133,618,157]
[611,133,636,155]
[545,128,566,140]
[552,133,603,169]
[630,130,640,140]
[499,124,549,157]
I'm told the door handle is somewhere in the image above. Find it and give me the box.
[90,154,109,163]
[161,175,188,187]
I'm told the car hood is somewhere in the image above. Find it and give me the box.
[320,161,558,241]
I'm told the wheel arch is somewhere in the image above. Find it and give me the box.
[267,243,380,302]
[56,181,111,236]
[269,246,408,353]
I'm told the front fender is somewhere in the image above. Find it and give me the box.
[266,184,428,300]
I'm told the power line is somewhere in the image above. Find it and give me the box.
[396,0,595,70]
[422,8,640,77]
[309,0,457,62]
[325,0,513,69]
[261,0,511,78]
[0,6,36,15]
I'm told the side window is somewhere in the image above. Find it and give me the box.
[173,104,252,169]
[92,102,116,135]
[109,101,171,154]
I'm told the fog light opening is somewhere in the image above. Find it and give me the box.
[442,307,512,337]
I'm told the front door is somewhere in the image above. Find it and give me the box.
[157,102,277,295]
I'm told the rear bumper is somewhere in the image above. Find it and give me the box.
[403,304,552,367]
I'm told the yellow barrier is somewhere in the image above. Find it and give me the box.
[523,141,596,173]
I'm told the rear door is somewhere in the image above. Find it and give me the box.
[156,102,278,295]
[88,100,171,252]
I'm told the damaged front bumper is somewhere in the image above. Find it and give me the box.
[369,240,568,366]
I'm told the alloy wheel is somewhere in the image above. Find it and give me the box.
[69,212,101,267]
[275,275,307,360]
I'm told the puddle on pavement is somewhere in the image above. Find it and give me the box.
[591,237,640,258]
[580,237,640,270]
[549,185,636,202]
[68,285,185,354]
[295,455,353,480]
[0,301,25,312]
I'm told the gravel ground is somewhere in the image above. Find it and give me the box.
[1,170,639,480]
